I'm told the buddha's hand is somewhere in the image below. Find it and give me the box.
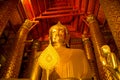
[100,56,107,66]
[49,68,55,74]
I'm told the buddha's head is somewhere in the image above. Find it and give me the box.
[101,45,111,57]
[49,21,70,48]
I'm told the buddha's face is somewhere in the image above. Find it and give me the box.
[51,27,65,46]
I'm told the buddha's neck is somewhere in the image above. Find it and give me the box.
[52,42,66,49]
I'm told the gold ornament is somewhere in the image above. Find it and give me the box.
[38,44,59,70]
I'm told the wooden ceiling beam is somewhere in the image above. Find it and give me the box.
[35,13,84,19]
[47,6,73,11]
[42,9,78,15]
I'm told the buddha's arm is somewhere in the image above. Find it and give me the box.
[111,53,118,70]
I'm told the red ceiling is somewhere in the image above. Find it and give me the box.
[19,0,106,40]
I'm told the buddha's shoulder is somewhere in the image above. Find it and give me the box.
[67,48,85,53]
[65,48,85,56]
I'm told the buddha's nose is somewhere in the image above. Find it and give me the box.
[53,35,59,40]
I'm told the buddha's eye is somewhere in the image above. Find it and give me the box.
[52,29,57,33]
[59,29,64,32]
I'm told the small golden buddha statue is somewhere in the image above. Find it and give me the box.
[39,22,92,80]
[101,45,120,79]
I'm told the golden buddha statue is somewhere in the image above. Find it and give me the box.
[39,22,92,80]
[101,45,120,79]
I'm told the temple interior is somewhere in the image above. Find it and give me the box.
[0,0,120,80]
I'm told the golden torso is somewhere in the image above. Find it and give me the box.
[41,47,91,80]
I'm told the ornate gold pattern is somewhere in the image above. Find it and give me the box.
[38,44,59,70]
[87,14,116,80]
[82,34,100,80]
[100,45,120,79]
[99,0,120,54]
[0,19,39,78]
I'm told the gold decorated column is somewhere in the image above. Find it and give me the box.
[82,35,100,80]
[0,19,39,78]
[22,40,42,80]
[87,15,114,80]
[99,0,120,54]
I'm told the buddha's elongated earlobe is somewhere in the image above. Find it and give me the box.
[65,28,70,48]
[49,37,51,44]
[49,28,52,44]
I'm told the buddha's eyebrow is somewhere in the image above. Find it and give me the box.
[59,28,64,31]
[52,29,57,32]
